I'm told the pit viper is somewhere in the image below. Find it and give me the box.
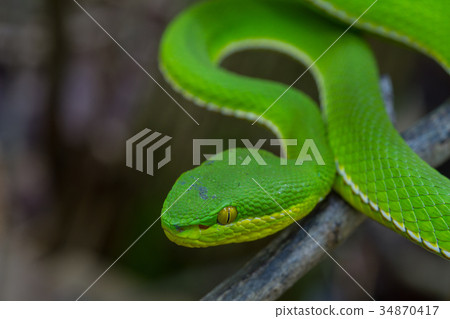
[158,0,450,259]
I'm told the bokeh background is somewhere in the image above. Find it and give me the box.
[0,0,449,300]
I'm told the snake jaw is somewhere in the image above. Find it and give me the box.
[162,222,221,247]
[163,224,203,241]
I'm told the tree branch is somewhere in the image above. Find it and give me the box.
[202,100,450,301]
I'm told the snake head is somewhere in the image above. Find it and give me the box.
[161,148,323,247]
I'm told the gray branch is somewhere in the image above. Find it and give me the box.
[202,100,450,301]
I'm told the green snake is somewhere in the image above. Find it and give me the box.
[158,0,450,259]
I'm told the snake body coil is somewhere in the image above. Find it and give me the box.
[159,0,450,259]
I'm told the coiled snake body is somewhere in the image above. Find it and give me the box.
[159,0,450,259]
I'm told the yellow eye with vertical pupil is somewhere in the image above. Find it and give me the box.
[217,206,238,225]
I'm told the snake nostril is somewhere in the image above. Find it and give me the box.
[199,224,210,230]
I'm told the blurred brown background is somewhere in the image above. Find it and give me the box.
[0,0,449,300]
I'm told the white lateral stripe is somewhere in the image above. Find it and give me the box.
[369,201,378,211]
[336,161,375,210]
[359,193,369,204]
[406,230,422,243]
[442,250,450,259]
[423,240,440,253]
[342,173,352,185]
[393,219,406,232]
[380,209,392,221]
[350,182,359,195]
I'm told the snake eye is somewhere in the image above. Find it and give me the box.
[217,206,238,225]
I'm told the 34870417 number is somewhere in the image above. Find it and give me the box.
[379,305,439,316]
